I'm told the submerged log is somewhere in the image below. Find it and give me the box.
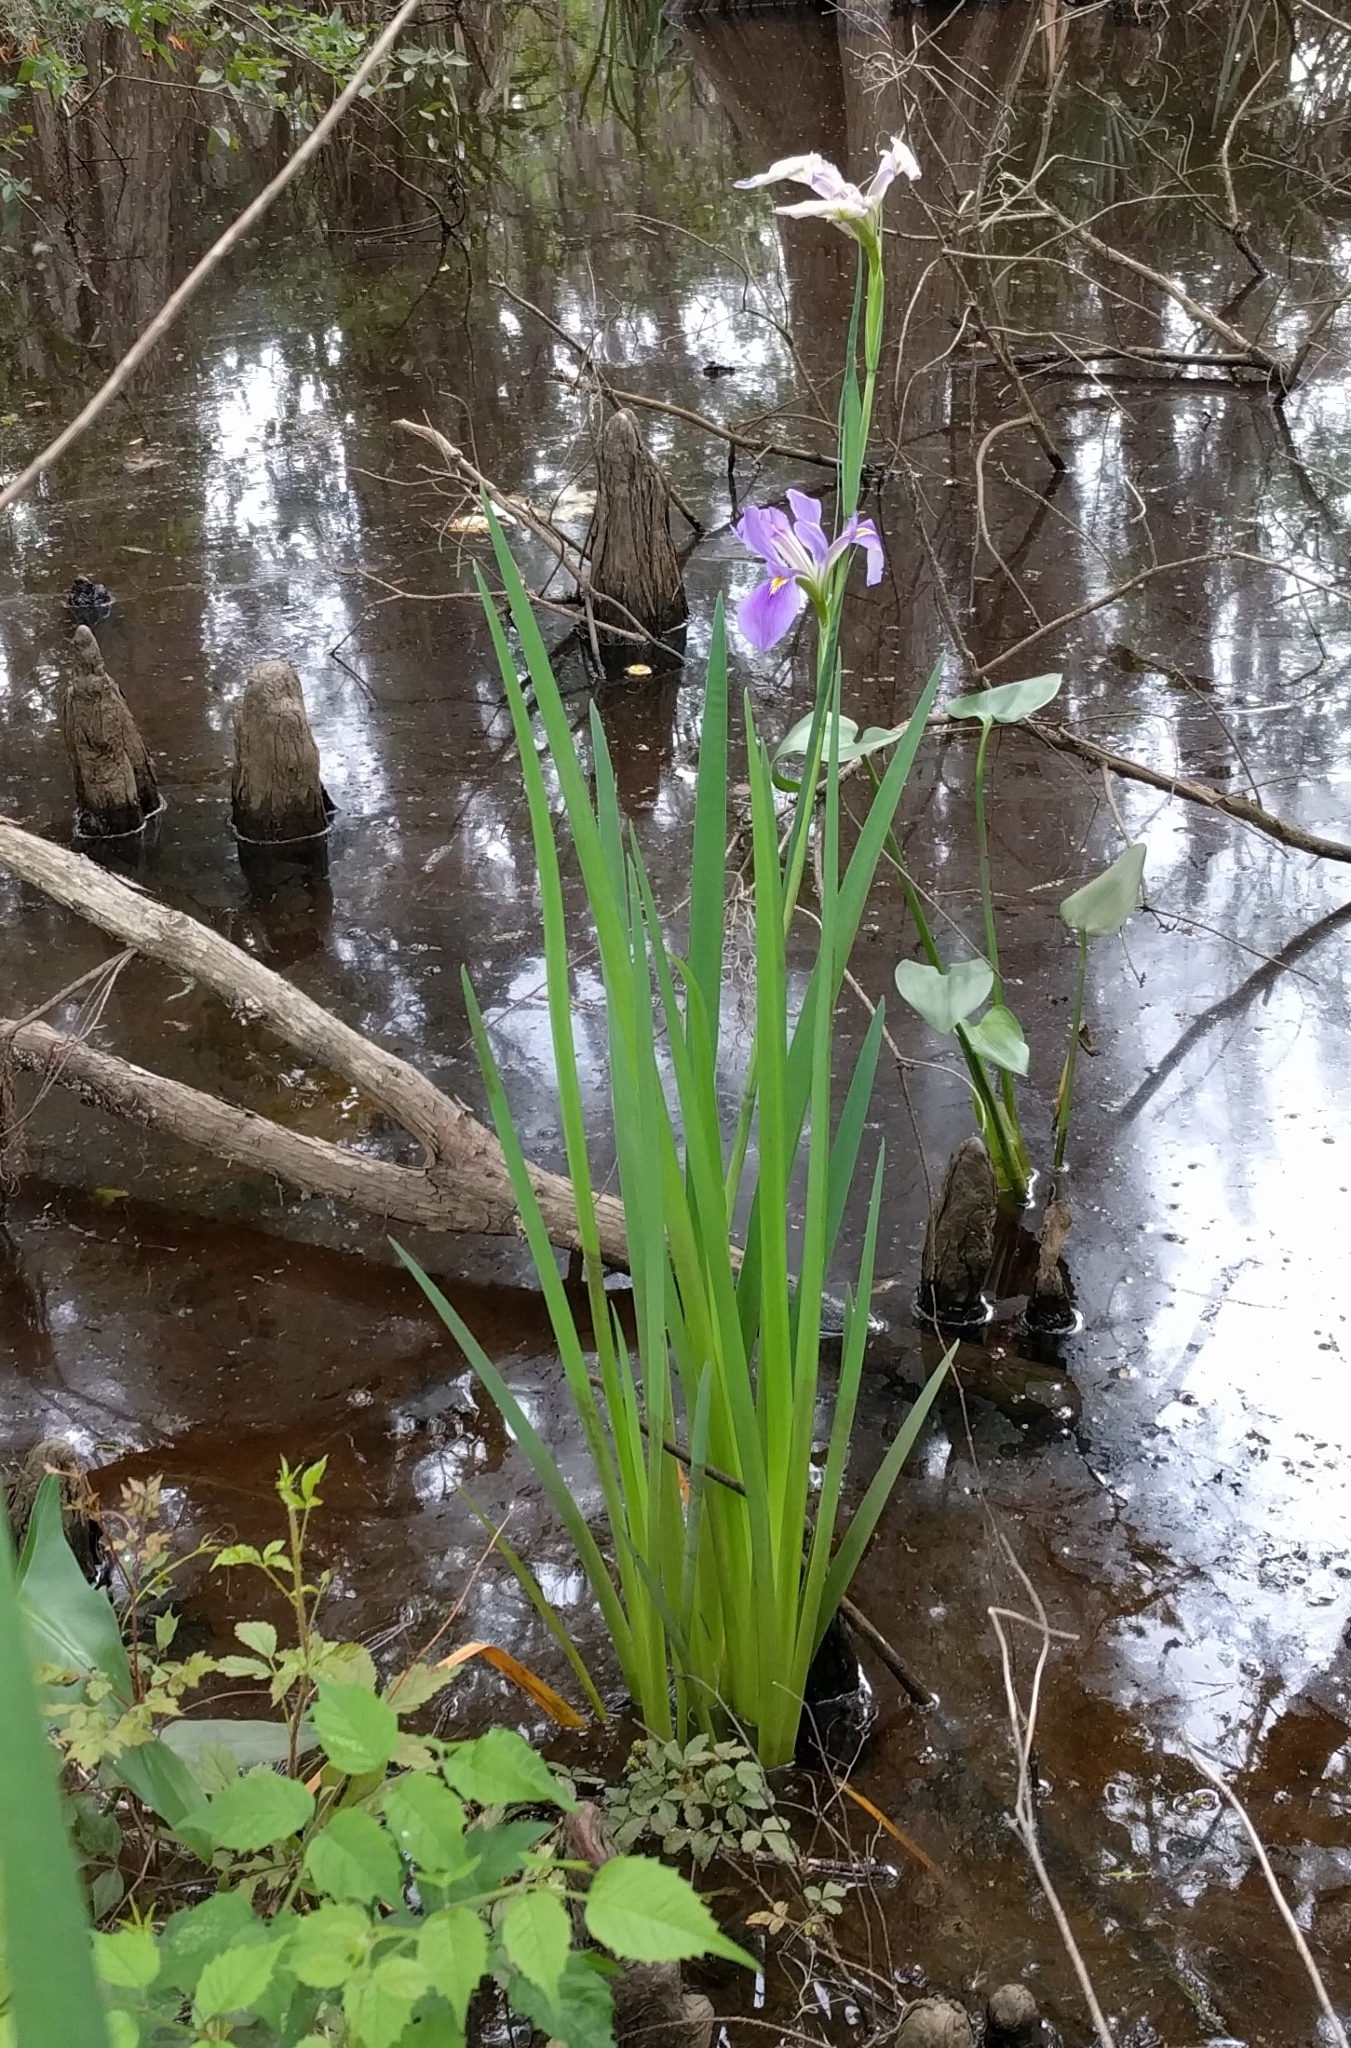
[232,660,333,843]
[61,625,159,839]
[563,1806,714,2048]
[918,1135,996,1328]
[588,409,687,640]
[0,818,629,1266]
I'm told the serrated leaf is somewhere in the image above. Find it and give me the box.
[313,1641,378,1692]
[342,1956,426,2048]
[507,1951,615,2048]
[234,1621,277,1659]
[501,1888,571,1994]
[304,1809,403,1905]
[382,1773,468,1876]
[193,1937,286,2023]
[418,1905,488,2021]
[1060,842,1146,937]
[204,1769,313,1851]
[584,1856,755,1967]
[287,1902,370,1988]
[94,1927,160,1989]
[313,1681,400,1775]
[384,1661,457,1713]
[441,1726,575,1809]
[945,673,1062,724]
[158,1891,258,1996]
[962,1003,1029,1075]
[894,956,992,1035]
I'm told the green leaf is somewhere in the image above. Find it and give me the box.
[193,1937,286,2023]
[962,1003,1030,1076]
[204,1769,314,1851]
[506,1952,615,2048]
[16,1477,131,1698]
[584,1856,754,1968]
[0,1508,109,2048]
[384,1662,457,1714]
[944,672,1062,724]
[381,1773,467,1877]
[158,1891,258,1996]
[234,1621,277,1660]
[313,1681,400,1775]
[304,1810,403,1905]
[287,1903,371,1988]
[93,1927,160,1990]
[773,711,907,782]
[441,1727,575,1810]
[500,1889,571,1994]
[1060,842,1147,938]
[894,956,993,1035]
[417,1906,488,2021]
[343,1956,429,2048]
[160,1716,313,1773]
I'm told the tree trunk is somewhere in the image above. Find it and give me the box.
[589,409,687,640]
[232,659,333,843]
[61,625,160,838]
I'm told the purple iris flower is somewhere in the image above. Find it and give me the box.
[733,489,884,651]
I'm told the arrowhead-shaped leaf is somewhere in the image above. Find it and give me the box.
[962,1004,1030,1076]
[1060,843,1146,937]
[894,957,993,1035]
[944,673,1062,725]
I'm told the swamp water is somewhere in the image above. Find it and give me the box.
[2,2,1351,2038]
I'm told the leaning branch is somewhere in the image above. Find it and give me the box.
[0,0,423,518]
[0,820,628,1265]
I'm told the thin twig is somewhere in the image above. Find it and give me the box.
[0,0,423,519]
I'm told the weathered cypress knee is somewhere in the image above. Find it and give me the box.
[1023,1195,1078,1335]
[62,625,159,838]
[588,408,687,640]
[231,660,332,843]
[918,1135,996,1328]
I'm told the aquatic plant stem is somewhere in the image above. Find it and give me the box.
[1053,931,1088,1173]
[971,716,1025,1148]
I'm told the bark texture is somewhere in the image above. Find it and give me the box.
[589,409,687,638]
[232,660,332,842]
[61,625,159,838]
[919,1135,996,1325]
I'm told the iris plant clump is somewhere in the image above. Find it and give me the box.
[400,136,951,1771]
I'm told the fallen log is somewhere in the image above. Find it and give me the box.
[0,819,628,1266]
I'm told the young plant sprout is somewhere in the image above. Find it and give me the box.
[1054,842,1147,1172]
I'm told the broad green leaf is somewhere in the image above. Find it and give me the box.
[500,1889,571,1994]
[114,1733,207,1831]
[417,1906,488,2020]
[773,711,907,787]
[381,1774,467,1877]
[160,1716,313,1773]
[105,2015,138,2048]
[894,956,993,1035]
[343,1956,428,2048]
[204,1769,313,1852]
[506,1952,615,2048]
[0,1508,109,2048]
[17,1477,130,1698]
[234,1621,277,1660]
[1060,842,1146,937]
[158,1891,257,1996]
[313,1641,379,1692]
[944,673,1062,724]
[287,1903,370,1988]
[304,1810,403,1905]
[584,1856,755,1967]
[962,1003,1030,1076]
[384,1662,457,1713]
[313,1681,400,1775]
[441,1727,575,1810]
[93,1928,159,1990]
[193,1937,286,2023]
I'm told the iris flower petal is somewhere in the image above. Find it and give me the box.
[855,517,885,585]
[739,574,806,651]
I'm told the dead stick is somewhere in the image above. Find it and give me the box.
[1027,720,1351,865]
[0,0,422,519]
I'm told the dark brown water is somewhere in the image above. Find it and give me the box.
[4,3,1351,2040]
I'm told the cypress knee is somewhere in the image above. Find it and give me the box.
[918,1135,996,1328]
[588,408,687,640]
[62,625,159,838]
[231,660,332,843]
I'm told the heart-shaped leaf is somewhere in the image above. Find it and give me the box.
[944,673,1062,725]
[1060,843,1146,938]
[894,957,993,1035]
[963,1004,1030,1076]
[772,713,907,787]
